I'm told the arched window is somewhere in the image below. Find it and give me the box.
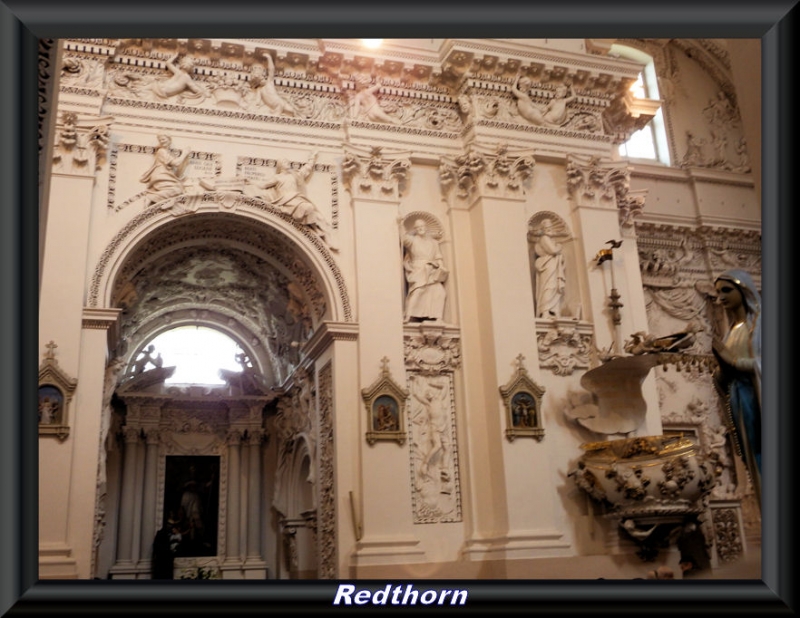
[142,326,247,385]
[611,44,671,166]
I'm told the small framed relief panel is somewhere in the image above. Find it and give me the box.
[38,341,77,441]
[362,357,408,445]
[500,354,545,441]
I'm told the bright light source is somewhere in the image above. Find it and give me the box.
[629,74,646,99]
[144,326,245,385]
[361,39,383,49]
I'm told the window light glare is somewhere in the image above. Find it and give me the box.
[361,39,383,49]
[144,326,245,386]
[629,74,646,99]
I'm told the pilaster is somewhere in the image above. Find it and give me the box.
[301,322,360,578]
[245,429,264,562]
[139,429,160,562]
[223,429,242,565]
[341,143,424,567]
[441,142,568,559]
[39,109,116,578]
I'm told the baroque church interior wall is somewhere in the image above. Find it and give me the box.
[38,37,761,580]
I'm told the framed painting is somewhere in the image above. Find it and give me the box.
[361,357,408,445]
[500,354,545,441]
[162,455,220,558]
[37,341,77,441]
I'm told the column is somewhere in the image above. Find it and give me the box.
[223,429,242,566]
[115,426,141,566]
[441,143,567,558]
[139,427,160,563]
[340,145,424,566]
[246,429,263,560]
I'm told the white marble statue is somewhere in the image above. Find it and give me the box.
[251,53,296,115]
[151,54,206,100]
[139,134,192,207]
[351,75,399,124]
[511,77,576,127]
[410,377,452,491]
[248,152,336,250]
[399,217,448,323]
[532,218,566,318]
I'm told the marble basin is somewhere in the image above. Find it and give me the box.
[570,435,716,518]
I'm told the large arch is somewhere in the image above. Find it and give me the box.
[93,198,349,579]
[90,193,352,319]
[93,196,353,387]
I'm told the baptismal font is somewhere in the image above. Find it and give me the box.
[568,326,719,562]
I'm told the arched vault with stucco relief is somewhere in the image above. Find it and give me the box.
[97,199,351,387]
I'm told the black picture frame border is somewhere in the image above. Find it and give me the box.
[2,1,795,614]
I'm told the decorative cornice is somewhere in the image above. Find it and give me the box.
[302,321,360,362]
[602,92,660,144]
[82,307,123,334]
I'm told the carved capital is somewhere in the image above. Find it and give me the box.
[122,426,142,444]
[440,143,534,201]
[226,429,243,446]
[566,154,631,212]
[341,144,411,201]
[52,112,113,176]
[144,427,161,446]
[618,189,648,228]
[246,429,265,446]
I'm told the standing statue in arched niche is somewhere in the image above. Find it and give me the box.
[398,215,448,323]
[531,217,567,318]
